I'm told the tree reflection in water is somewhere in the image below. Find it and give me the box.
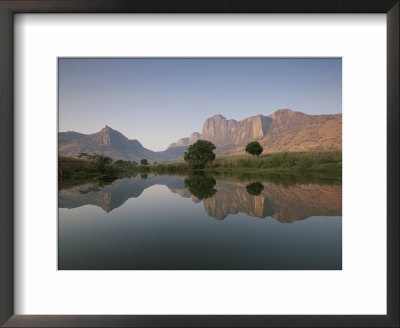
[78,180,113,194]
[246,182,264,196]
[184,173,217,200]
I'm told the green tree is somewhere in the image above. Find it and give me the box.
[78,152,95,160]
[114,159,124,166]
[246,182,264,196]
[140,159,148,165]
[95,155,113,174]
[184,140,216,169]
[245,141,263,156]
[78,153,113,174]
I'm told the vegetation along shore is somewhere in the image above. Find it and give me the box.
[59,145,342,189]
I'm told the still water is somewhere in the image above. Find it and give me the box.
[58,173,342,270]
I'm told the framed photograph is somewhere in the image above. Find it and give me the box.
[0,1,398,327]
[57,57,343,271]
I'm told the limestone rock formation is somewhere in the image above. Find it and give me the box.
[201,109,341,155]
[201,114,271,147]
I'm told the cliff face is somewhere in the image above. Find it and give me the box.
[175,109,341,155]
[201,109,342,156]
[257,109,342,154]
[201,114,272,147]
[268,108,309,128]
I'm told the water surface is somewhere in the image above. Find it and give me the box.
[58,173,342,270]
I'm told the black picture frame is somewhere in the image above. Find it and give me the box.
[0,1,398,327]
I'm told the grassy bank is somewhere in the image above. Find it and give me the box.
[58,156,96,178]
[147,151,341,176]
[59,150,342,184]
[207,170,341,187]
[58,156,140,182]
[206,151,341,172]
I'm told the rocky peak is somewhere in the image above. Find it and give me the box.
[211,114,226,121]
[268,109,307,127]
[100,125,113,133]
[269,108,308,124]
[271,108,295,115]
[96,125,131,148]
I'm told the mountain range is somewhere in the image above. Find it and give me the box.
[58,108,342,162]
[58,125,188,162]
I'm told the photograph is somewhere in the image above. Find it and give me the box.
[58,58,342,270]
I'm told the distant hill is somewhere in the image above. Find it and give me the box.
[58,126,186,162]
[58,109,341,161]
[168,132,201,149]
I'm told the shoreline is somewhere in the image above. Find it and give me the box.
[58,150,342,189]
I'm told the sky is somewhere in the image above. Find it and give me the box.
[59,58,342,151]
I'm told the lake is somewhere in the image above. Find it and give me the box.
[58,172,342,270]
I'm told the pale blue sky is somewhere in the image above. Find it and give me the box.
[59,58,342,151]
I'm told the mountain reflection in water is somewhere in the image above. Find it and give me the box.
[59,173,341,223]
[59,172,342,270]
